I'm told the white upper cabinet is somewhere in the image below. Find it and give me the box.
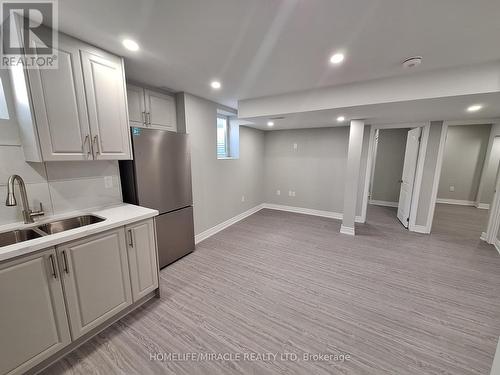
[126,84,146,127]
[9,22,132,162]
[126,85,177,132]
[81,49,131,160]
[28,34,91,161]
[145,89,177,131]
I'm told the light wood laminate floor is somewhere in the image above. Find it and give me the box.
[42,204,500,375]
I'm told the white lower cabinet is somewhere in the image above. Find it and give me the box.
[0,248,71,375]
[126,219,159,301]
[58,228,132,339]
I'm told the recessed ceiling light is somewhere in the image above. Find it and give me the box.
[329,53,345,65]
[402,56,422,68]
[122,39,139,52]
[467,104,483,112]
[267,121,274,127]
[211,81,221,90]
[337,116,345,122]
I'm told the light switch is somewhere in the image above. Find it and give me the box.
[293,143,298,151]
[449,185,455,192]
[276,190,281,196]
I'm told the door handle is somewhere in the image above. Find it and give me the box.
[84,135,92,157]
[398,179,403,183]
[128,229,134,247]
[93,135,100,154]
[48,254,57,279]
[62,250,69,274]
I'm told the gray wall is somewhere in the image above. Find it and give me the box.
[437,124,490,201]
[371,128,409,203]
[181,93,265,235]
[263,126,369,217]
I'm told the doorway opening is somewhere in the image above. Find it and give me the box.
[362,123,430,231]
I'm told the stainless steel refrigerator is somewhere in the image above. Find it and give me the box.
[120,128,195,268]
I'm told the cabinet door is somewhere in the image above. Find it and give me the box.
[144,89,177,131]
[80,50,131,160]
[28,34,92,161]
[126,219,159,301]
[126,85,146,127]
[0,248,71,375]
[58,228,132,339]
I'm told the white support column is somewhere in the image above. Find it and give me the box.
[341,120,365,235]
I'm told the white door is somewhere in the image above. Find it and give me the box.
[144,89,177,131]
[126,219,159,302]
[397,127,422,228]
[28,34,92,160]
[126,85,146,127]
[58,228,132,339]
[0,248,71,375]
[80,50,131,160]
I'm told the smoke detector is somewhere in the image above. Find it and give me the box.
[402,56,422,69]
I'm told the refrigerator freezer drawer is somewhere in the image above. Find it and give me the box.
[156,206,195,268]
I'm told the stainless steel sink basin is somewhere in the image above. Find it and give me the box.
[37,215,105,235]
[0,228,44,247]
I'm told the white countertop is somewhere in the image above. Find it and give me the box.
[0,204,158,263]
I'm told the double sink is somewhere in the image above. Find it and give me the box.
[0,215,105,247]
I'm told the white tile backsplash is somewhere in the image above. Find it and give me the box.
[0,144,123,225]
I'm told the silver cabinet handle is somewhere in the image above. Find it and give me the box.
[48,254,57,279]
[62,250,69,274]
[128,229,134,247]
[93,135,100,154]
[146,112,151,126]
[84,135,92,157]
[141,111,146,126]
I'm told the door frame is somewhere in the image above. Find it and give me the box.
[360,122,430,232]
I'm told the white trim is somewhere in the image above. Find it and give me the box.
[361,122,430,233]
[490,337,500,375]
[195,204,264,244]
[263,203,363,223]
[435,198,475,206]
[423,122,449,234]
[340,225,355,236]
[369,200,398,208]
[444,118,499,126]
[476,203,490,210]
[495,239,500,255]
[411,225,430,234]
[480,231,488,241]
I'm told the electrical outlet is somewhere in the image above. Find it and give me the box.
[104,176,113,189]
[449,185,455,192]
[276,190,281,196]
[241,195,245,202]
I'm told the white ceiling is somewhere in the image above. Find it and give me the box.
[240,92,500,130]
[58,0,500,108]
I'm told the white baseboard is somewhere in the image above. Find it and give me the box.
[369,200,398,208]
[411,224,430,234]
[476,202,490,210]
[195,204,264,244]
[262,203,363,223]
[480,231,488,242]
[495,239,500,255]
[436,198,475,206]
[340,225,355,236]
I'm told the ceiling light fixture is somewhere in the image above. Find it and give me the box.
[337,116,345,122]
[122,39,139,52]
[467,104,483,112]
[210,81,221,90]
[402,56,422,69]
[267,121,274,127]
[329,53,345,65]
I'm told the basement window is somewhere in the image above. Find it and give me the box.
[216,110,239,159]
